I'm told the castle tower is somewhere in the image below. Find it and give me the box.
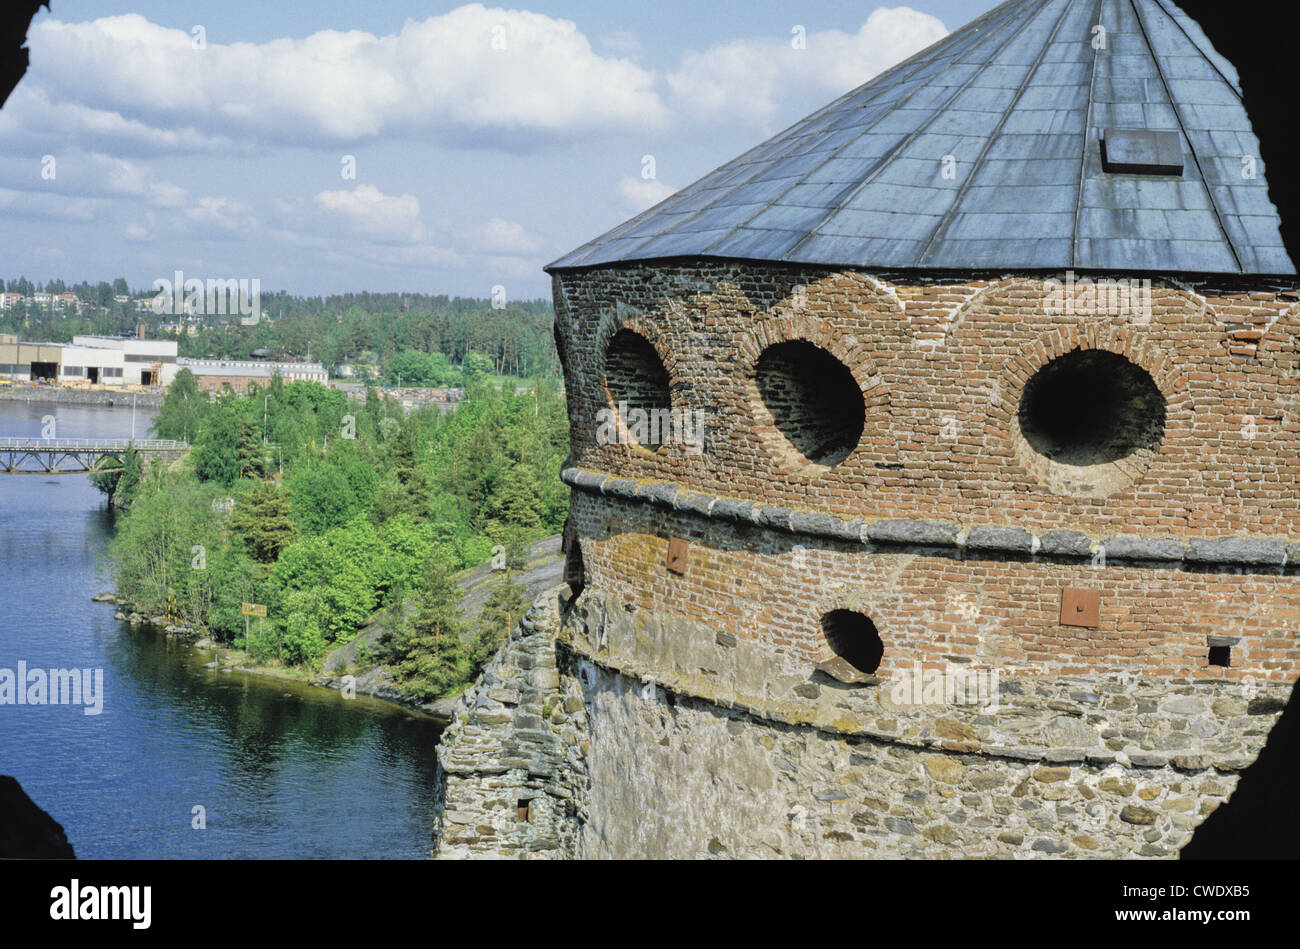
[435,0,1300,859]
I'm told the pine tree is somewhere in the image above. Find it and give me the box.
[236,415,267,479]
[229,480,297,563]
[469,570,526,673]
[496,462,541,531]
[385,559,468,701]
[390,420,431,517]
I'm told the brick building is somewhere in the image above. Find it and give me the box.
[434,0,1300,859]
[177,358,329,394]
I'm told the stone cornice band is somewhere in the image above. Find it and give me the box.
[562,466,1297,570]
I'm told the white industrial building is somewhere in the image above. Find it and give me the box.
[70,336,179,386]
[0,333,178,386]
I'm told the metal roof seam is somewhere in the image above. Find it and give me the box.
[544,0,1293,276]
[1151,0,1242,99]
[773,0,1045,263]
[1071,0,1106,267]
[1129,0,1243,273]
[691,1,1038,261]
[915,0,1080,267]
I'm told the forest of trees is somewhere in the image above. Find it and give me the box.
[181,294,558,379]
[1,277,559,381]
[100,369,568,700]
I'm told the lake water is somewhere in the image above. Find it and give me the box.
[0,399,442,858]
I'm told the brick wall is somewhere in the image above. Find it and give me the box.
[553,262,1300,535]
[568,491,1300,679]
[192,374,261,394]
[551,260,1300,681]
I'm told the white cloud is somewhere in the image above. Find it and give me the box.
[473,216,542,254]
[0,151,197,229]
[667,7,948,125]
[617,176,677,216]
[182,195,259,235]
[0,187,102,222]
[22,6,669,152]
[261,185,462,269]
[312,185,426,243]
[0,86,240,158]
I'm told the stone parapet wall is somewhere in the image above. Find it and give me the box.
[431,592,588,859]
[562,465,1300,567]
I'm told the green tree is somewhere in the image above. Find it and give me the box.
[236,414,267,479]
[384,558,469,701]
[288,464,357,535]
[468,570,525,674]
[494,462,542,531]
[153,369,205,442]
[89,446,143,508]
[206,545,261,644]
[106,473,224,624]
[387,419,430,519]
[463,351,493,380]
[115,447,144,509]
[191,401,242,486]
[229,480,297,563]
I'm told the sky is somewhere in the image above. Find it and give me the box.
[0,1,1003,300]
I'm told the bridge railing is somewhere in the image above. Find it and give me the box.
[0,438,188,450]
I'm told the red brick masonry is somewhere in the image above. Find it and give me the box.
[552,261,1300,680]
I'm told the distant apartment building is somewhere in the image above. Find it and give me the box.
[0,292,22,309]
[177,358,329,394]
[158,321,199,336]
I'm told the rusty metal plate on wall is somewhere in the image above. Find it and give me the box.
[667,538,689,575]
[1060,588,1101,628]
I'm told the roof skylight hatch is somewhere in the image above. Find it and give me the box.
[1101,129,1184,177]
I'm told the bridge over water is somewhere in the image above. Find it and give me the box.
[0,438,189,474]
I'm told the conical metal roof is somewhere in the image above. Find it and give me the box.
[548,0,1293,276]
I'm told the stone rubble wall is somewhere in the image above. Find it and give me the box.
[431,590,589,859]
[432,587,1291,859]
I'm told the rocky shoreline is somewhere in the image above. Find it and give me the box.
[93,592,454,722]
[90,537,564,725]
[0,386,165,408]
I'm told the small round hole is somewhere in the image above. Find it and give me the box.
[821,610,883,674]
